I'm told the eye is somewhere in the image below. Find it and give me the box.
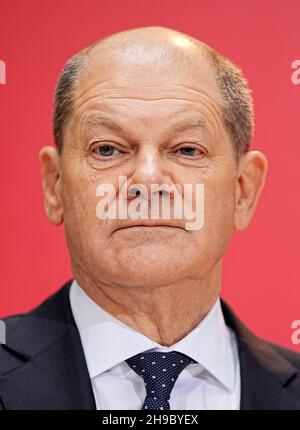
[175,145,204,158]
[179,147,197,156]
[93,144,121,158]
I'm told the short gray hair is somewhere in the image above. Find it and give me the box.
[52,52,86,153]
[52,43,254,157]
[208,49,254,157]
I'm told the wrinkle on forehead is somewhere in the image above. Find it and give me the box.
[71,82,225,139]
[74,79,221,107]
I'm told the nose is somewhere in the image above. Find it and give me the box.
[126,146,175,201]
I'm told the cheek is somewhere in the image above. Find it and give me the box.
[61,172,112,252]
[63,178,97,223]
[207,175,235,216]
[201,174,236,254]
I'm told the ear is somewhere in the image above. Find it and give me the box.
[39,146,64,225]
[234,150,268,231]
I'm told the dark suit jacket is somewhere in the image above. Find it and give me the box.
[0,280,300,410]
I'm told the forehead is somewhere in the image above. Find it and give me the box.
[72,40,222,111]
[72,78,223,138]
[77,108,212,144]
[67,40,227,146]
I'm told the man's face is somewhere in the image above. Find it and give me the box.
[60,41,238,288]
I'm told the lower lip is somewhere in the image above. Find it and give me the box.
[115,225,179,233]
[123,225,174,229]
[112,226,184,240]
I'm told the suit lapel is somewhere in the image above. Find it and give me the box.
[221,300,299,409]
[0,281,96,410]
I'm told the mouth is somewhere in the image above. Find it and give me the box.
[121,225,177,229]
[113,221,185,234]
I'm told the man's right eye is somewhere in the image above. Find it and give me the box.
[93,144,121,158]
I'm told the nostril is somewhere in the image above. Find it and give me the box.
[159,190,169,196]
[128,187,140,197]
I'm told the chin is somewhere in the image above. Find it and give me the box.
[107,252,188,288]
[114,270,182,288]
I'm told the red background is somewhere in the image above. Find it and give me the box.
[0,0,299,350]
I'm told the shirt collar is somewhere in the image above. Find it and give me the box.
[70,280,237,392]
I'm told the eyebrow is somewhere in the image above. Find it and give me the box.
[82,115,207,135]
[82,115,126,134]
[172,118,207,133]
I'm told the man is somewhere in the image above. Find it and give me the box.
[1,26,300,410]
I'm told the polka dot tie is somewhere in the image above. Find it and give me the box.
[126,351,196,410]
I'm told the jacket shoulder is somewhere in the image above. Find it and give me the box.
[268,341,300,369]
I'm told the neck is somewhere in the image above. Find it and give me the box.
[72,262,222,346]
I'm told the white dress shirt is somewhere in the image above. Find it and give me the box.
[69,280,241,410]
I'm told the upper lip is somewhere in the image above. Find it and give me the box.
[113,220,185,231]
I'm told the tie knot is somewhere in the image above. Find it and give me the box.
[126,351,196,404]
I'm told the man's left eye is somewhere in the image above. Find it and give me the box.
[176,146,202,157]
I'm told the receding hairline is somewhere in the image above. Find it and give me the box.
[69,26,216,90]
[52,26,254,158]
[76,26,208,60]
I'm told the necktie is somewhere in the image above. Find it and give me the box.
[126,351,196,410]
